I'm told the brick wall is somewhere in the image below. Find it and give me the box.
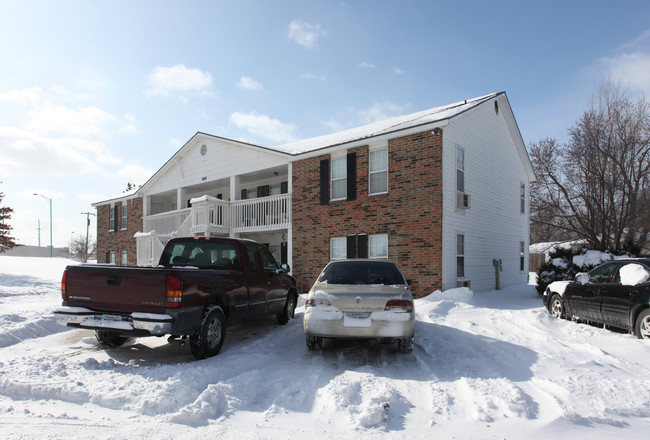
[291,130,443,297]
[96,198,142,266]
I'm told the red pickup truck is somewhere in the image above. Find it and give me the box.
[54,237,298,359]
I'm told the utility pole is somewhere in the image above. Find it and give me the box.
[81,211,96,263]
[34,194,52,257]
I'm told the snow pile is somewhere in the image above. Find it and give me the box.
[572,250,613,268]
[619,263,650,286]
[1,256,650,439]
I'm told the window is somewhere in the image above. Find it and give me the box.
[369,234,388,259]
[260,246,279,273]
[331,156,347,200]
[456,146,465,193]
[369,148,388,195]
[121,251,128,266]
[109,205,116,231]
[109,251,116,265]
[520,183,526,214]
[330,237,347,260]
[520,241,525,271]
[245,245,263,272]
[121,203,128,229]
[456,234,465,278]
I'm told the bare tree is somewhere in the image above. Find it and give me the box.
[70,235,96,262]
[530,81,650,252]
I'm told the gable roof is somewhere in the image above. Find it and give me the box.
[273,93,498,155]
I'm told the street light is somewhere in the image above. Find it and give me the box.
[34,193,53,258]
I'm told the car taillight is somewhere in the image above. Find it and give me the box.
[166,275,182,308]
[385,299,413,313]
[306,298,331,307]
[60,270,67,302]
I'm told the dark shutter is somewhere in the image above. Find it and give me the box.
[320,159,329,205]
[241,189,248,200]
[346,235,357,259]
[357,234,368,258]
[281,242,288,265]
[347,152,356,201]
[281,181,288,194]
[114,205,119,231]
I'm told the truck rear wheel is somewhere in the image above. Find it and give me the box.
[95,330,129,348]
[190,305,226,359]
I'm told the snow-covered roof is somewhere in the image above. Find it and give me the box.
[273,93,498,155]
[91,187,139,208]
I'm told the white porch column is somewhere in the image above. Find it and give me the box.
[176,187,186,210]
[287,163,293,274]
[143,195,150,217]
[229,175,240,238]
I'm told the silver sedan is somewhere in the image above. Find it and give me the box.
[303,260,415,353]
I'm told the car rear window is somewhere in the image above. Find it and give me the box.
[318,261,406,285]
[160,241,241,269]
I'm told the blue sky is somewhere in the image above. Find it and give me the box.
[1,0,649,248]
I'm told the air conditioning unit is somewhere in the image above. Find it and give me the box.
[456,193,471,209]
[456,279,471,288]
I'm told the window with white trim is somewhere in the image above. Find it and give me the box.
[331,156,347,200]
[121,202,128,229]
[369,234,388,258]
[456,234,465,278]
[109,205,116,231]
[109,251,116,265]
[330,237,347,260]
[456,146,465,193]
[520,241,525,271]
[369,147,388,195]
[121,251,128,266]
[520,183,526,214]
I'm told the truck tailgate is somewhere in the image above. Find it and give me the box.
[65,265,168,314]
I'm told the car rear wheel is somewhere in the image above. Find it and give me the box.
[549,294,565,319]
[190,305,226,359]
[95,330,129,348]
[634,309,650,339]
[397,337,413,353]
[306,335,323,350]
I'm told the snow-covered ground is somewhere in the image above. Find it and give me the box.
[1,256,649,439]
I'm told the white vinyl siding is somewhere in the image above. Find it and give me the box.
[441,97,531,292]
[369,148,388,195]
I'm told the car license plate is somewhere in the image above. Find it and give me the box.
[102,314,122,322]
[346,313,370,319]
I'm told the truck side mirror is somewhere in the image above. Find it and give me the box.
[278,264,291,274]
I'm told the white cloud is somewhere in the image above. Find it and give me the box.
[0,126,106,178]
[301,73,327,81]
[598,29,650,96]
[116,162,154,184]
[25,105,116,137]
[0,87,42,104]
[357,101,409,124]
[288,19,327,48]
[145,64,213,97]
[358,62,376,68]
[229,112,299,144]
[393,67,404,75]
[237,76,264,91]
[119,114,138,134]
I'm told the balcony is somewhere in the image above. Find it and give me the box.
[136,193,292,266]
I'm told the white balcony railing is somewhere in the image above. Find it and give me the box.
[137,194,291,266]
[142,208,192,237]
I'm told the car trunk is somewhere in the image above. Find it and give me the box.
[313,283,408,312]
